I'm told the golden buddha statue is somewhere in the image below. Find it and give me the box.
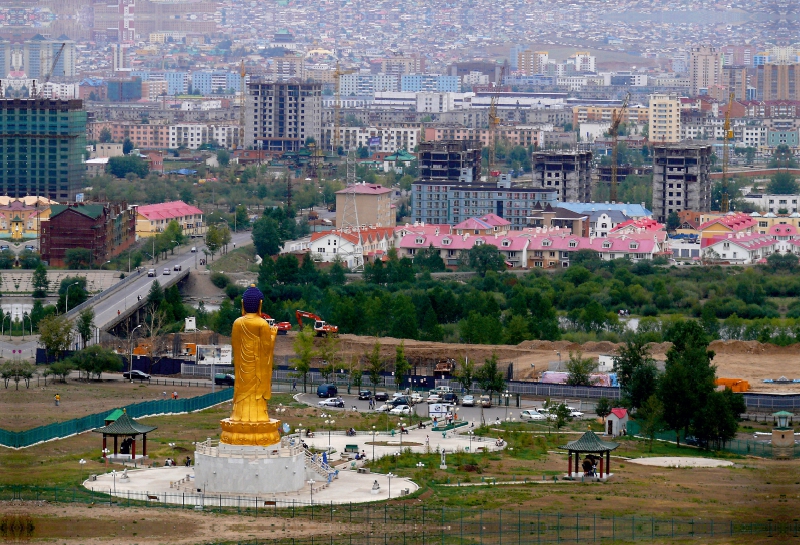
[219,285,281,446]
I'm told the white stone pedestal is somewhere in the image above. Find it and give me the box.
[194,440,310,495]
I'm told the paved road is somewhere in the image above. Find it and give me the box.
[0,231,254,356]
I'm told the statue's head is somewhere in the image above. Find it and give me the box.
[241,284,263,315]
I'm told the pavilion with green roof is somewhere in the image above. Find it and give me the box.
[93,409,157,461]
[559,432,619,479]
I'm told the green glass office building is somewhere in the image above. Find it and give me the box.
[0,99,87,201]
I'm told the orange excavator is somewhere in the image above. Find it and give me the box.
[295,310,339,337]
[261,314,292,335]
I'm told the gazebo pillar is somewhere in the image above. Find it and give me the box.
[143,434,147,456]
[605,451,610,477]
[567,450,572,475]
[599,456,604,476]
[102,435,107,458]
[131,436,136,460]
[114,435,118,456]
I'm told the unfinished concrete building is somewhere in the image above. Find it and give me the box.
[418,140,482,183]
[652,144,712,223]
[531,151,592,203]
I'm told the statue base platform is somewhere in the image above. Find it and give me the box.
[219,418,281,446]
[194,438,312,495]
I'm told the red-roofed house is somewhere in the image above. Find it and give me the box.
[136,200,205,238]
[698,212,756,239]
[606,408,628,437]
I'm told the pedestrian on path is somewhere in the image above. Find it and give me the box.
[292,380,297,391]
[54,394,60,407]
[425,435,429,448]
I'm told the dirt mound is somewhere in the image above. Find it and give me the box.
[580,341,620,353]
[516,340,582,351]
[709,339,800,355]
[646,342,672,356]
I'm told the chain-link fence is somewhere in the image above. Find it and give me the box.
[0,486,786,543]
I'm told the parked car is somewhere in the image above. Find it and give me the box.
[520,409,546,421]
[410,392,424,404]
[214,373,235,386]
[390,396,410,407]
[375,403,392,412]
[427,394,442,403]
[316,384,338,398]
[569,409,585,418]
[191,246,197,253]
[123,370,151,381]
[442,392,459,404]
[147,269,156,277]
[373,391,389,402]
[358,390,373,400]
[389,405,412,415]
[318,397,345,408]
[24,245,35,251]
[174,264,182,271]
[461,395,475,407]
[479,395,492,408]
[163,268,171,275]
[0,245,8,251]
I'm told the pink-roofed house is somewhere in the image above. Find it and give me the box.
[136,200,205,238]
[700,232,776,264]
[309,226,395,269]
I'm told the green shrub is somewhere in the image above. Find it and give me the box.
[210,272,230,289]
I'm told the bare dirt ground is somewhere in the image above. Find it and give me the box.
[0,503,342,544]
[0,381,212,431]
[273,334,800,393]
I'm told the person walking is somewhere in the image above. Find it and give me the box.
[54,394,60,407]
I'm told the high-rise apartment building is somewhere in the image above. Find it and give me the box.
[0,98,87,201]
[721,65,747,101]
[380,55,424,78]
[111,43,132,73]
[648,94,681,143]
[517,50,549,76]
[23,35,76,79]
[0,39,11,79]
[418,140,482,183]
[756,63,800,101]
[651,144,712,223]
[689,46,722,95]
[531,151,592,203]
[246,80,322,153]
[571,52,596,73]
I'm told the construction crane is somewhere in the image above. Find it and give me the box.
[487,65,506,183]
[261,313,292,335]
[332,62,356,153]
[609,91,631,202]
[238,59,246,150]
[33,42,66,98]
[295,310,339,337]
[720,92,735,214]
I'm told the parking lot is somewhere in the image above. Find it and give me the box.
[296,390,597,424]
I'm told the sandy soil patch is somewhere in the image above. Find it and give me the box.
[628,456,735,468]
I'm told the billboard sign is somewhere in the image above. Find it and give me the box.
[197,344,233,365]
[368,136,381,147]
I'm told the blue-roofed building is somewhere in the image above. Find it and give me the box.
[165,72,189,95]
[558,203,653,219]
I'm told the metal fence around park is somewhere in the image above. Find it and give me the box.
[0,486,786,543]
[625,420,793,459]
[0,388,232,449]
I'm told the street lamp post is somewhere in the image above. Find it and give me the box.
[307,479,315,504]
[398,420,405,446]
[372,425,376,460]
[503,390,510,420]
[325,418,335,451]
[65,281,81,313]
[467,430,474,452]
[387,472,395,500]
[128,324,143,382]
[79,458,87,485]
[21,313,32,341]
